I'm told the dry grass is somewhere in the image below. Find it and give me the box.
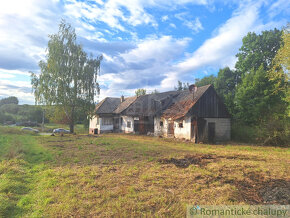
[0,131,289,217]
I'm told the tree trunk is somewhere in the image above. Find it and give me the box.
[69,121,74,133]
[69,107,75,133]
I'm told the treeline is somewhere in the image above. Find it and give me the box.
[194,27,289,145]
[0,97,88,126]
[0,97,44,124]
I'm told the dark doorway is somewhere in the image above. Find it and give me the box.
[168,121,174,136]
[94,128,98,134]
[134,119,139,133]
[113,118,119,131]
[208,122,215,143]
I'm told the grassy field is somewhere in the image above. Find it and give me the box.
[0,127,289,217]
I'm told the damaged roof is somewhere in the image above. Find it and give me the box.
[114,96,137,114]
[123,91,181,116]
[162,84,211,120]
[95,97,120,114]
[95,84,227,119]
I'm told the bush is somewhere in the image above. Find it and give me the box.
[231,121,257,143]
[231,119,290,146]
[257,118,290,146]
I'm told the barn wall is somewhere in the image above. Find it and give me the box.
[204,118,231,141]
[191,86,230,118]
[120,116,134,133]
[174,116,191,140]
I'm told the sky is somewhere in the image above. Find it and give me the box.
[0,0,289,104]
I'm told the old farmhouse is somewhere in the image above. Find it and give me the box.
[89,84,231,143]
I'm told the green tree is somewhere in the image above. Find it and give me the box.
[195,75,216,87]
[175,80,189,90]
[30,20,102,133]
[135,88,147,97]
[235,65,273,124]
[150,89,159,94]
[268,26,290,117]
[0,96,18,106]
[235,29,282,75]
[234,29,284,124]
[214,67,238,115]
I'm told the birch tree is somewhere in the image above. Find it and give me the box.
[31,20,102,133]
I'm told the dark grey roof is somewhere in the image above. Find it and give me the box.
[95,97,120,114]
[123,90,182,116]
[114,96,137,114]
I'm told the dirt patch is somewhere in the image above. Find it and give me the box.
[220,155,266,162]
[158,154,217,168]
[51,144,65,148]
[260,180,290,204]
[47,140,73,143]
[230,171,290,205]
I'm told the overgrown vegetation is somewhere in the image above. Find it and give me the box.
[0,129,289,216]
[194,27,289,145]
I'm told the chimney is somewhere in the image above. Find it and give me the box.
[189,84,198,99]
[120,95,125,103]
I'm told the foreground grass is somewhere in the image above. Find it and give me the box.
[0,127,289,217]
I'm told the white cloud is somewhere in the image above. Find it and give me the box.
[174,12,203,33]
[175,2,261,73]
[169,23,177,28]
[267,0,290,18]
[184,17,203,33]
[0,79,34,104]
[96,35,190,99]
[161,15,169,22]
[63,0,210,32]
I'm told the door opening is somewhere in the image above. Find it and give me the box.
[208,122,215,143]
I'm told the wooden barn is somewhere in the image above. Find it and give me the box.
[156,84,231,143]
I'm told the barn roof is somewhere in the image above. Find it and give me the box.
[161,84,211,120]
[114,96,137,114]
[95,97,120,114]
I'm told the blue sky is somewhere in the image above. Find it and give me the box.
[0,0,289,104]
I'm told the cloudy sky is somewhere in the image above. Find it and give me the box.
[0,0,289,104]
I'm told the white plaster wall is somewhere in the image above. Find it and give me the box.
[204,118,231,141]
[120,116,134,133]
[89,116,98,129]
[174,116,191,140]
[154,117,167,136]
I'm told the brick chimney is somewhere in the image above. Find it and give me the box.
[189,84,197,99]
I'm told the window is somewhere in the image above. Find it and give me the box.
[102,118,113,125]
[178,122,183,128]
[120,117,123,125]
[160,121,163,127]
[127,121,131,128]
